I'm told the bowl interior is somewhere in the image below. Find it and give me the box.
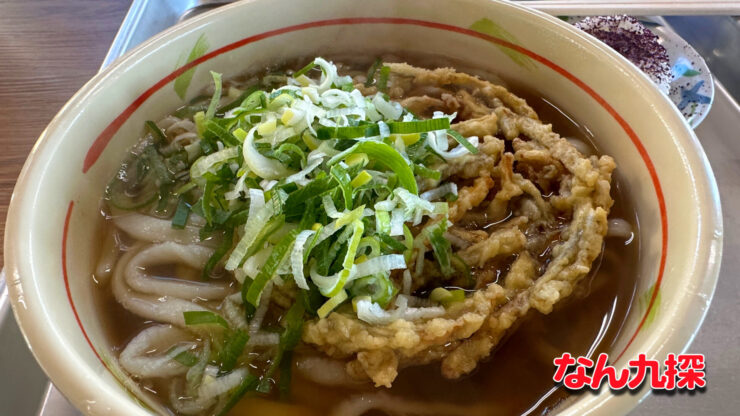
[5,0,721,415]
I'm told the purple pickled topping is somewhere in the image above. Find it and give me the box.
[575,15,671,88]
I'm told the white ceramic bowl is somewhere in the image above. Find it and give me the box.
[4,0,722,414]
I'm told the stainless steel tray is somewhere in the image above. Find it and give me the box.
[0,1,737,414]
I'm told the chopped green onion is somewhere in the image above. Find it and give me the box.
[194,111,206,136]
[243,124,295,179]
[281,301,306,350]
[316,225,351,276]
[352,295,371,312]
[348,274,397,308]
[357,236,381,258]
[240,89,267,111]
[448,289,467,304]
[322,220,363,297]
[375,210,390,234]
[201,181,215,225]
[447,129,479,154]
[317,289,348,318]
[316,118,450,140]
[378,233,406,252]
[218,330,249,373]
[202,229,233,280]
[316,124,376,140]
[218,85,259,114]
[267,188,288,215]
[365,58,382,87]
[345,152,369,167]
[168,348,199,367]
[284,175,334,219]
[257,301,304,393]
[240,279,256,320]
[183,310,229,328]
[190,145,239,182]
[303,225,323,262]
[171,198,191,229]
[145,120,168,145]
[226,191,272,271]
[301,130,321,150]
[342,220,365,271]
[413,163,442,180]
[351,170,373,188]
[377,65,390,92]
[205,71,222,120]
[403,224,415,263]
[336,205,365,229]
[427,221,453,276]
[244,215,285,260]
[299,282,324,317]
[244,229,299,306]
[274,143,306,168]
[293,60,317,78]
[269,87,301,100]
[233,128,247,142]
[335,141,418,194]
[204,119,240,146]
[267,93,295,111]
[330,164,353,210]
[297,200,317,230]
[430,287,449,303]
[390,119,450,134]
[430,287,466,307]
[394,132,421,146]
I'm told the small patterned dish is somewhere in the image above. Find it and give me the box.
[568,16,714,128]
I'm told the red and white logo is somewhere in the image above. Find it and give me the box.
[553,353,706,390]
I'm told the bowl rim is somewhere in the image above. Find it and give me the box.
[4,0,723,415]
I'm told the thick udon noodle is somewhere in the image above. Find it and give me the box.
[94,56,637,415]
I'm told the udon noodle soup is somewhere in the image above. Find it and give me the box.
[94,57,638,415]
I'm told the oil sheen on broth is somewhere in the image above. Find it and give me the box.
[92,56,638,416]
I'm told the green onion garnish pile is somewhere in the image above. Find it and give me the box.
[107,57,480,406]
